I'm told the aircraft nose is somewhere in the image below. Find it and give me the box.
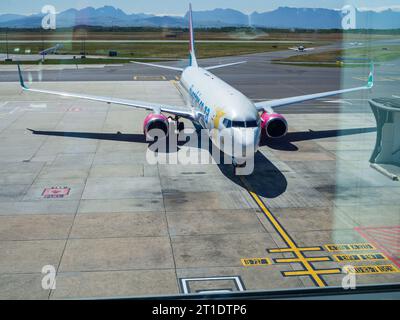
[232,127,260,159]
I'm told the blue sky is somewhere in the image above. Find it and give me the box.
[2,0,400,15]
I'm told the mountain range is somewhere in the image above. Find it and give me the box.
[1,5,400,29]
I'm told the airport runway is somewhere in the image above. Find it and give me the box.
[1,42,399,115]
[0,49,399,298]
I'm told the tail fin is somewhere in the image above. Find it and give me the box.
[17,64,28,90]
[188,3,198,67]
[367,62,374,89]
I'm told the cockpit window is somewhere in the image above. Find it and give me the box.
[223,119,232,128]
[246,120,259,127]
[232,121,246,128]
[223,119,259,128]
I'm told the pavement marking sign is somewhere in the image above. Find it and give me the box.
[42,187,71,199]
[355,226,400,268]
[344,264,399,275]
[241,257,271,267]
[325,243,376,252]
[333,253,387,262]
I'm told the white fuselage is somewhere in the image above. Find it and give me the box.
[180,66,262,162]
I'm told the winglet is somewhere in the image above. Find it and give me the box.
[367,62,374,89]
[17,64,28,90]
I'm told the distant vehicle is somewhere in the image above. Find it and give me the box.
[288,45,315,52]
[17,4,375,173]
[349,42,363,46]
[39,44,63,60]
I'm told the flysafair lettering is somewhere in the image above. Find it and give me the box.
[189,86,212,126]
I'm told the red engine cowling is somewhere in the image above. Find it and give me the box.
[143,113,169,140]
[261,112,288,138]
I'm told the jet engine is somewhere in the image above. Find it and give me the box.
[261,112,288,138]
[143,113,169,140]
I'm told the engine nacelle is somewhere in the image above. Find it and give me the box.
[261,112,288,138]
[143,113,169,140]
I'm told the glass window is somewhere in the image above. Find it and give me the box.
[1,0,399,302]
[223,118,232,128]
[245,120,259,127]
[232,121,246,127]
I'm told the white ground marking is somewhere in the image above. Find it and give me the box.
[323,100,353,105]
[0,103,47,118]
[8,107,20,114]
[0,101,8,118]
[29,104,47,109]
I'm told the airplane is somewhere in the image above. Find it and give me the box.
[288,45,315,52]
[17,4,374,174]
[349,42,363,46]
[39,43,63,60]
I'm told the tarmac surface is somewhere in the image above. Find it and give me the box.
[0,46,399,299]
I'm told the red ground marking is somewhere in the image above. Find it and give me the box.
[355,226,400,268]
[68,107,81,112]
[42,187,71,199]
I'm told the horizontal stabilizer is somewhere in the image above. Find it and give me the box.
[204,61,247,71]
[131,61,183,72]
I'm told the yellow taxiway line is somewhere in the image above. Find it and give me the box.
[240,176,341,287]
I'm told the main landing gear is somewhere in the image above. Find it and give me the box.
[169,116,185,133]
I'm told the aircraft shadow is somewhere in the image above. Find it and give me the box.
[183,131,286,197]
[216,150,288,198]
[27,126,376,199]
[27,128,183,154]
[27,129,147,143]
[262,127,377,151]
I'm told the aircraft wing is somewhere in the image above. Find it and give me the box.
[304,48,315,51]
[255,64,374,112]
[17,65,194,119]
[288,47,299,51]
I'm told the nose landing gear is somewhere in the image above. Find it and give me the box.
[232,158,247,176]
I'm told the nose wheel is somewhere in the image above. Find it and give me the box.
[232,158,247,176]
